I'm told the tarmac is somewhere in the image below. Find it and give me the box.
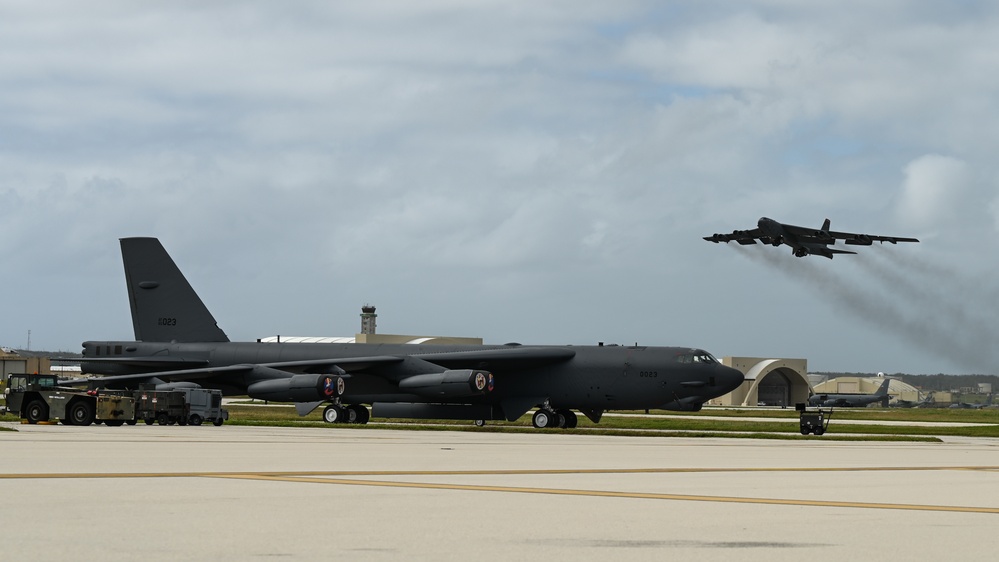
[2,422,998,561]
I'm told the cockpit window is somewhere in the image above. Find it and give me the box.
[676,351,718,364]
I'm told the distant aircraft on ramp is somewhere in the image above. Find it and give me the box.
[891,392,935,408]
[704,217,918,259]
[808,377,892,407]
[62,238,745,429]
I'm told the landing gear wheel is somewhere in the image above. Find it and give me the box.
[323,404,344,424]
[348,405,370,424]
[189,414,203,426]
[24,399,48,424]
[532,410,555,429]
[345,406,359,424]
[474,420,486,427]
[68,400,95,426]
[558,410,578,429]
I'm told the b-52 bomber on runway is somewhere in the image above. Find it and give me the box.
[704,217,918,259]
[64,238,744,429]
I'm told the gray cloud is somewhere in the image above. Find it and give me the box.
[3,2,999,374]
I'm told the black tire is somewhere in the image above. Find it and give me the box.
[68,400,96,426]
[189,414,203,426]
[143,418,154,425]
[800,429,809,435]
[126,419,137,426]
[474,420,486,427]
[156,413,169,425]
[814,428,824,436]
[212,417,224,426]
[346,405,370,424]
[105,420,125,427]
[24,399,48,424]
[560,410,578,429]
[345,406,359,424]
[532,410,552,429]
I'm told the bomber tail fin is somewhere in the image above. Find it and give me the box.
[875,377,891,396]
[120,238,230,343]
[821,218,831,231]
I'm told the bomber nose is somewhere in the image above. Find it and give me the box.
[717,364,745,393]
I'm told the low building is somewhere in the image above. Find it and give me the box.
[1,349,51,376]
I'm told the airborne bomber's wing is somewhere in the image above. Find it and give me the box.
[779,223,834,243]
[825,230,919,245]
[779,222,919,246]
[703,228,764,245]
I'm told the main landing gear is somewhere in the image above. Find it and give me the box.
[531,407,578,429]
[323,403,370,424]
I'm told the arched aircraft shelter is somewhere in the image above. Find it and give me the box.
[709,357,811,408]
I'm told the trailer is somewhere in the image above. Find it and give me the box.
[134,387,228,426]
[181,388,228,426]
[4,373,136,426]
[135,389,188,425]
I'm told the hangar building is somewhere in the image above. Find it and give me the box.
[708,357,811,408]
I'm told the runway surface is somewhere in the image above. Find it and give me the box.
[3,423,998,561]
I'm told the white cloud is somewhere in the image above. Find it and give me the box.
[895,154,970,229]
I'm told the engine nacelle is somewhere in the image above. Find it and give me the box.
[397,370,494,398]
[246,367,346,402]
[812,229,834,243]
[845,234,872,246]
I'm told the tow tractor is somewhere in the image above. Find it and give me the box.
[4,373,136,426]
[796,402,832,435]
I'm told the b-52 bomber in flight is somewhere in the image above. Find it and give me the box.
[704,217,918,259]
[64,238,744,429]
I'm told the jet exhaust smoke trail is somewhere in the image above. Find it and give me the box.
[875,245,999,306]
[853,249,994,336]
[860,246,999,370]
[729,244,996,372]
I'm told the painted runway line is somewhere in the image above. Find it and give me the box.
[3,466,998,514]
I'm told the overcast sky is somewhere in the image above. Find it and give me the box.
[3,1,998,375]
